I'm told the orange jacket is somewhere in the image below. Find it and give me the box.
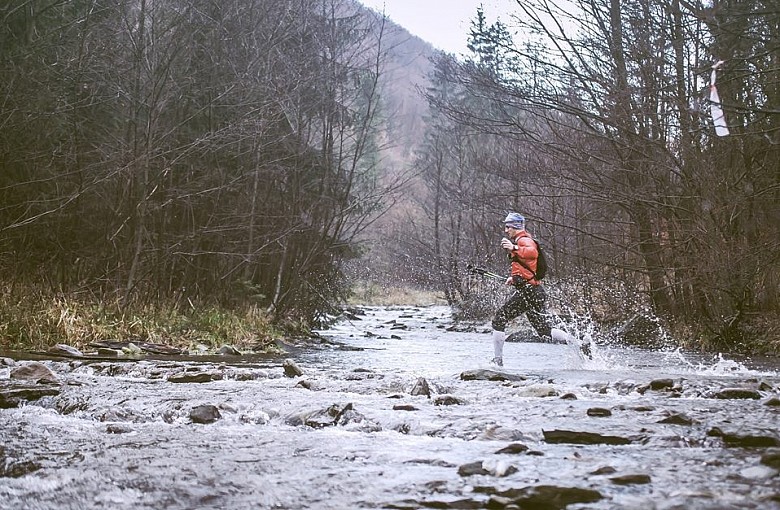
[508,231,540,286]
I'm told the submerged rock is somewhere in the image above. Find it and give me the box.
[495,443,529,454]
[168,372,222,383]
[106,424,134,434]
[712,387,762,400]
[0,382,61,408]
[658,412,694,425]
[543,429,633,445]
[610,473,652,485]
[708,427,780,447]
[487,485,602,508]
[0,456,42,478]
[460,369,526,382]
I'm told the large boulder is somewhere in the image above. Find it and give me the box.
[10,362,58,384]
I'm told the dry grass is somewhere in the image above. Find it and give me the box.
[349,281,446,307]
[0,284,282,353]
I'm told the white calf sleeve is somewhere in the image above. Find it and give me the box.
[551,327,575,344]
[492,330,506,359]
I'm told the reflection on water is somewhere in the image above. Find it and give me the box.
[1,305,778,510]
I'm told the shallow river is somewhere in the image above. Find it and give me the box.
[1,305,779,509]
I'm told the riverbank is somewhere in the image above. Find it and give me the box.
[0,286,285,354]
[1,283,776,358]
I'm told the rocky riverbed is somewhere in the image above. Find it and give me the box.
[1,305,779,509]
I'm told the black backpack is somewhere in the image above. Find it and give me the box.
[533,240,548,280]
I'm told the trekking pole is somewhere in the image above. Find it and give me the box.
[466,264,505,282]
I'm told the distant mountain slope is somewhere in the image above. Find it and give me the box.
[356,2,439,173]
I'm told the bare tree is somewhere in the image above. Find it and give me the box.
[411,0,779,348]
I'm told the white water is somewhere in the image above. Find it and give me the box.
[1,305,778,509]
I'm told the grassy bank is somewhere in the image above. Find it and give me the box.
[0,285,284,354]
[348,281,446,307]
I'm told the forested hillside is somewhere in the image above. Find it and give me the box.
[0,0,432,347]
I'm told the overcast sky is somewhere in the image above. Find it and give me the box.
[358,0,514,55]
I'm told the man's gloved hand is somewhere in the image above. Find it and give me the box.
[505,276,514,286]
[500,237,515,251]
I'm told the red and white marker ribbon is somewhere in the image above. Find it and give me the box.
[710,60,729,137]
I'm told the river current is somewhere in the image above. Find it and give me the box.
[1,305,778,509]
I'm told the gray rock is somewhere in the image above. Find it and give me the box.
[10,363,58,384]
[495,443,529,454]
[650,378,675,390]
[283,359,303,378]
[457,461,489,476]
[168,372,222,383]
[190,404,221,424]
[587,407,612,417]
[286,403,373,429]
[48,344,83,358]
[296,379,313,390]
[410,377,430,397]
[218,345,241,355]
[434,395,466,406]
[96,407,147,423]
[106,424,133,434]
